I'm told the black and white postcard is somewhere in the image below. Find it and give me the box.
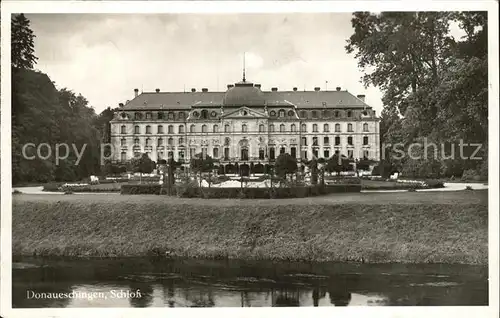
[1,1,498,318]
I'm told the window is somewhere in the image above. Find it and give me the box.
[269,147,275,160]
[178,125,184,133]
[348,150,354,159]
[134,125,140,134]
[270,110,276,117]
[348,123,353,132]
[312,111,318,118]
[168,125,173,133]
[313,148,319,159]
[279,109,285,117]
[121,125,126,134]
[146,125,151,134]
[348,136,353,145]
[145,138,151,146]
[324,110,331,117]
[224,124,230,133]
[134,138,140,145]
[192,111,199,118]
[324,124,329,132]
[213,125,219,133]
[158,138,163,147]
[242,124,247,132]
[363,123,369,132]
[259,124,265,132]
[121,138,126,146]
[335,136,340,146]
[179,151,185,161]
[178,137,184,146]
[168,151,174,160]
[202,124,207,133]
[241,148,249,160]
[224,148,230,160]
[121,152,127,162]
[168,138,174,146]
[300,111,307,118]
[269,124,275,132]
[190,124,196,133]
[158,125,164,134]
[324,150,330,158]
[347,111,352,118]
[301,124,307,132]
[146,112,152,120]
[201,110,208,119]
[363,150,369,159]
[211,111,217,118]
[324,137,329,145]
[168,112,175,120]
[288,110,294,117]
[302,150,308,160]
[301,137,307,146]
[313,137,318,146]
[313,124,318,132]
[280,124,285,132]
[158,112,164,119]
[335,123,341,132]
[363,136,369,145]
[259,149,265,160]
[178,112,185,120]
[334,111,339,118]
[291,124,296,132]
[280,147,286,154]
[134,112,141,120]
[213,148,219,158]
[291,147,297,158]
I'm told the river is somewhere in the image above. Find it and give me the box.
[12,257,487,307]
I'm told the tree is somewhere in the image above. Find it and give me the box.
[325,154,351,176]
[346,11,488,178]
[11,14,38,69]
[190,153,214,186]
[275,153,298,182]
[131,153,154,183]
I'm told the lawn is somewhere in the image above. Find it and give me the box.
[12,190,488,264]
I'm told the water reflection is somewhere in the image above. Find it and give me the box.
[12,257,488,308]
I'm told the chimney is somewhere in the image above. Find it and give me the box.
[227,84,234,89]
[357,94,366,102]
[254,84,261,89]
[134,88,139,97]
[119,103,124,107]
[336,87,341,91]
[314,87,321,91]
[155,88,160,93]
[191,88,196,92]
[202,88,208,92]
[293,87,298,91]
[271,87,278,92]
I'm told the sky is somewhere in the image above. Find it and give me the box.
[27,13,386,115]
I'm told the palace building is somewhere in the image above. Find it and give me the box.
[110,74,380,175]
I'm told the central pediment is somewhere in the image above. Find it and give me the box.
[221,107,268,119]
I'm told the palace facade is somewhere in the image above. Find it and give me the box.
[110,76,380,174]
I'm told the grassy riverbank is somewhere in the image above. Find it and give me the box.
[12,191,488,265]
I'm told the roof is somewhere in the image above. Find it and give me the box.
[121,85,370,110]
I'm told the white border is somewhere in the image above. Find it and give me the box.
[1,1,499,318]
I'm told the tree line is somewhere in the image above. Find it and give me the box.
[11,14,117,184]
[346,12,488,179]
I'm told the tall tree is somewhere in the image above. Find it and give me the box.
[11,13,38,69]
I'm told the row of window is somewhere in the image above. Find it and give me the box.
[122,135,371,147]
[124,109,369,121]
[121,147,370,162]
[121,123,371,134]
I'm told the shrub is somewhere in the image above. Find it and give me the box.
[12,190,22,195]
[425,180,445,189]
[461,169,483,181]
[64,191,74,195]
[408,188,417,192]
[465,186,474,191]
[121,184,161,195]
[42,183,63,192]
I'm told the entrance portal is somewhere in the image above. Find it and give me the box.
[240,164,250,177]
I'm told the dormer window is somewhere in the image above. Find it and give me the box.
[201,110,208,119]
[192,111,199,118]
[347,111,352,118]
[158,112,164,119]
[288,110,294,117]
[270,110,276,117]
[279,109,285,117]
[211,111,217,117]
[311,111,318,118]
[168,112,175,120]
[146,112,152,120]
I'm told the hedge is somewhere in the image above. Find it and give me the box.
[121,184,162,195]
[121,183,361,198]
